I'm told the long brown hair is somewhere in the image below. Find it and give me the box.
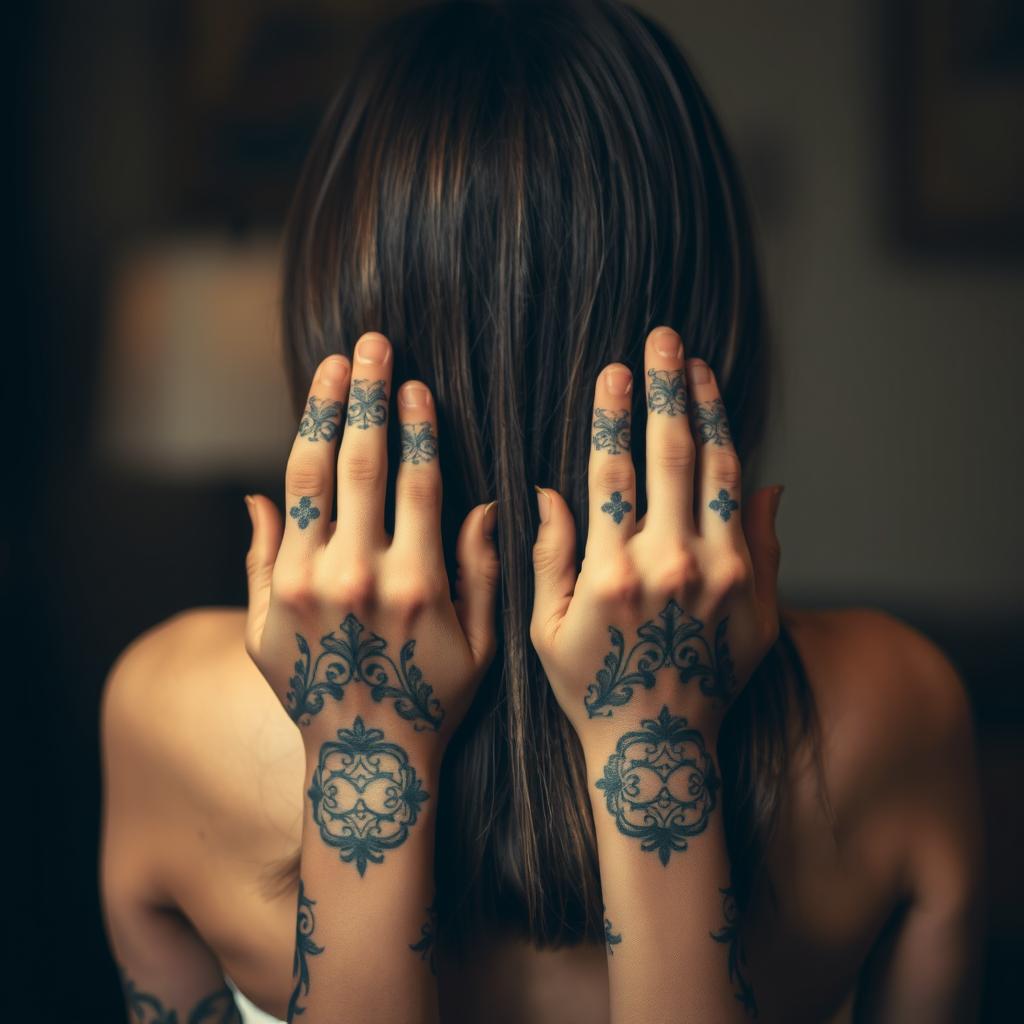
[280,0,817,949]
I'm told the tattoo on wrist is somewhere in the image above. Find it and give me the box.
[600,490,632,524]
[592,407,631,454]
[400,422,438,464]
[299,396,343,443]
[409,902,439,976]
[603,917,623,955]
[289,496,321,530]
[693,398,731,446]
[308,716,429,875]
[584,598,737,718]
[286,616,445,730]
[118,967,241,1023]
[596,706,720,866]
[287,879,324,1020]
[708,488,739,522]
[646,368,688,416]
[347,378,388,430]
[710,884,758,1017]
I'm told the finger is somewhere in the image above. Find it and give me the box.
[392,380,442,559]
[643,326,696,542]
[244,494,284,657]
[453,501,501,673]
[281,354,349,550]
[743,485,783,617]
[688,359,743,542]
[531,486,578,648]
[337,332,393,550]
[587,363,636,550]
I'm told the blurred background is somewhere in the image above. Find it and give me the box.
[10,0,1023,1018]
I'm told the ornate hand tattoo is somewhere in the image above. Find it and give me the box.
[595,706,720,866]
[347,378,388,430]
[708,488,739,522]
[601,490,632,524]
[286,615,444,730]
[287,879,324,1020]
[299,396,343,443]
[710,885,758,1017]
[646,368,687,416]
[308,717,429,875]
[289,496,321,530]
[591,407,631,454]
[603,917,623,955]
[693,398,731,446]
[400,422,438,464]
[119,968,240,1024]
[584,598,737,717]
[409,902,439,976]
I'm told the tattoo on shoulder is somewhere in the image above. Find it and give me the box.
[347,378,388,430]
[286,615,445,731]
[603,917,623,955]
[308,716,429,875]
[299,396,343,443]
[595,706,720,865]
[583,598,737,717]
[409,902,439,976]
[646,368,687,416]
[118,967,241,1024]
[591,407,631,454]
[287,879,324,1020]
[710,885,758,1017]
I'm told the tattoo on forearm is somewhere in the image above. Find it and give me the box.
[118,968,241,1024]
[603,917,623,955]
[693,398,731,446]
[592,407,631,454]
[287,879,324,1020]
[409,902,439,976]
[299,396,343,443]
[710,885,758,1017]
[400,422,438,464]
[596,706,720,865]
[308,716,429,875]
[289,496,321,530]
[584,598,737,717]
[646,368,687,416]
[708,488,739,522]
[347,378,388,430]
[286,615,445,730]
[601,490,632,524]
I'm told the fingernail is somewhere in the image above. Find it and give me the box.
[482,500,498,537]
[605,367,633,396]
[355,332,390,364]
[399,383,429,408]
[534,485,550,524]
[688,360,711,384]
[315,355,349,389]
[653,327,682,359]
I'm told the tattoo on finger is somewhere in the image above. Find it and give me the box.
[401,422,438,464]
[347,378,388,430]
[592,408,631,454]
[708,489,739,522]
[601,491,632,524]
[646,368,688,416]
[299,396,344,442]
[289,496,321,530]
[693,399,731,446]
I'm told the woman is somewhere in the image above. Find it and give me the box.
[99,1,984,1021]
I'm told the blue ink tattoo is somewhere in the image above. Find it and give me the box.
[591,407,631,454]
[118,966,241,1023]
[409,903,439,976]
[709,489,739,522]
[308,717,429,876]
[694,399,731,446]
[601,490,633,524]
[646,368,687,416]
[596,706,720,866]
[299,396,343,443]
[401,422,438,464]
[287,879,324,1019]
[711,884,759,1017]
[347,378,388,430]
[604,917,623,955]
[289,496,321,530]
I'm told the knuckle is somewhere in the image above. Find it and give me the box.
[328,563,376,609]
[708,452,742,491]
[383,575,442,617]
[708,553,750,598]
[342,450,384,485]
[286,458,328,497]
[648,548,700,596]
[400,471,440,504]
[590,559,643,606]
[272,572,314,612]
[653,434,696,473]
[594,460,635,497]
[532,542,563,578]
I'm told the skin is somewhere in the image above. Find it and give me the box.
[100,329,983,1023]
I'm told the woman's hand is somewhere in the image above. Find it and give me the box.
[530,325,783,748]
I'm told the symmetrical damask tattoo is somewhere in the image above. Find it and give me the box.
[646,368,687,416]
[601,490,633,524]
[596,706,720,866]
[708,488,739,522]
[603,917,623,955]
[409,902,439,976]
[289,496,321,530]
[591,407,631,454]
[583,598,737,717]
[710,885,758,1017]
[400,422,438,464]
[299,396,343,443]
[287,879,324,1020]
[347,378,388,430]
[694,399,731,446]
[119,968,241,1023]
[308,716,429,875]
[286,615,444,730]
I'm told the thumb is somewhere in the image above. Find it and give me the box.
[453,501,501,674]
[244,494,283,659]
[742,485,783,617]
[530,486,578,648]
